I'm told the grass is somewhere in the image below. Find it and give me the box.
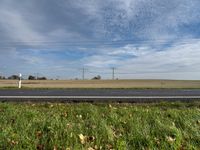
[1,79,200,89]
[0,102,200,149]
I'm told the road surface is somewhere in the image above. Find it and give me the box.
[0,89,200,102]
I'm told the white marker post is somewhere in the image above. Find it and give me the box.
[18,73,22,89]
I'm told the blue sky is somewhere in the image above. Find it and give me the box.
[1,0,200,79]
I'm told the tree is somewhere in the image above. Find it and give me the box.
[92,75,101,80]
[37,77,47,80]
[0,76,6,79]
[28,75,36,80]
[8,75,19,80]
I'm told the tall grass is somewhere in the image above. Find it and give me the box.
[0,102,200,149]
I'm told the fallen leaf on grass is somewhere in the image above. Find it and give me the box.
[94,145,98,149]
[66,123,72,129]
[88,146,99,150]
[61,112,68,118]
[113,107,117,110]
[53,146,58,150]
[36,131,43,138]
[92,125,97,129]
[36,144,44,150]
[154,137,160,145]
[78,134,95,144]
[166,136,175,143]
[79,134,86,144]
[106,144,113,150]
[10,140,18,146]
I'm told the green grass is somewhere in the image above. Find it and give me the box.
[0,102,200,150]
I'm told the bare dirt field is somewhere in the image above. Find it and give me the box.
[1,79,200,89]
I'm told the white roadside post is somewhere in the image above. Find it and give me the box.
[18,73,22,89]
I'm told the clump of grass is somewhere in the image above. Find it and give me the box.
[0,102,200,149]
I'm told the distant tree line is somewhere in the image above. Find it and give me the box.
[0,75,47,80]
[0,74,102,80]
[28,75,47,80]
[8,75,20,80]
[0,75,22,80]
[0,76,6,79]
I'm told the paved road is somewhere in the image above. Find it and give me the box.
[0,89,200,102]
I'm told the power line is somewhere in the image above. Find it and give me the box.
[0,38,199,47]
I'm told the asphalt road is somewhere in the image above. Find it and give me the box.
[0,89,200,102]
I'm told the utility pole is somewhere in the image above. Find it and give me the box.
[82,67,85,80]
[36,73,39,80]
[112,67,116,80]
[56,76,60,80]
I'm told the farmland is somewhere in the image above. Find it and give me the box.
[1,79,200,89]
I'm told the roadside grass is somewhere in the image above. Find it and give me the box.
[0,102,200,150]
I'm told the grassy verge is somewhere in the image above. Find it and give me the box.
[0,102,200,150]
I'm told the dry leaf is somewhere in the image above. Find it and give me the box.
[106,144,113,149]
[53,146,57,150]
[36,131,43,138]
[166,136,175,143]
[36,144,44,150]
[78,134,95,144]
[79,134,86,144]
[154,137,160,145]
[94,145,98,149]
[10,140,18,145]
[61,112,68,118]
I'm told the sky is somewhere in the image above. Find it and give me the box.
[1,0,200,79]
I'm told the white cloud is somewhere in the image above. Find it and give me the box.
[107,44,152,56]
[0,8,45,43]
[82,39,200,79]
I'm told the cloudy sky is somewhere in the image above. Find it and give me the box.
[0,0,200,79]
